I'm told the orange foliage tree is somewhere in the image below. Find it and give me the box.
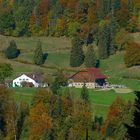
[55,16,66,36]
[29,11,37,35]
[68,99,92,139]
[125,41,140,67]
[39,0,49,33]
[29,102,52,140]
[101,97,126,136]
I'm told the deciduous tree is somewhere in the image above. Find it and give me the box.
[29,102,52,140]
[125,41,140,67]
[0,63,13,83]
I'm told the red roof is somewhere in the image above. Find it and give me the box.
[70,68,107,82]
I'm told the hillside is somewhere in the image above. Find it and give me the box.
[0,0,140,139]
[0,35,140,91]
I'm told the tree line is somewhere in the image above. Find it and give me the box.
[0,75,139,139]
[0,0,140,38]
[0,62,140,140]
[1,0,140,68]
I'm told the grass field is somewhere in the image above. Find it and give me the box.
[13,87,135,118]
[0,35,140,118]
[100,52,140,91]
[0,35,71,78]
[0,35,140,91]
[13,88,37,103]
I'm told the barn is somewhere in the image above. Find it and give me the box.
[68,68,107,89]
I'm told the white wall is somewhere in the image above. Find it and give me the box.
[13,74,39,87]
[68,82,95,89]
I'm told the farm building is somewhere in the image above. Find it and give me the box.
[12,73,48,88]
[68,68,107,89]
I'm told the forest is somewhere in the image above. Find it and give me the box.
[0,0,140,140]
[0,0,140,38]
[0,0,140,67]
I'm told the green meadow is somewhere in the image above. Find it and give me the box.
[13,87,135,118]
[0,35,139,118]
[0,35,140,91]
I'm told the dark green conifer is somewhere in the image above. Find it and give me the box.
[33,40,44,65]
[126,91,140,139]
[113,0,121,10]
[81,83,89,102]
[127,0,134,14]
[70,35,84,67]
[85,45,97,67]
[98,25,110,59]
[108,9,119,55]
[5,40,20,59]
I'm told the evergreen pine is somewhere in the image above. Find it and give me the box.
[98,25,110,59]
[108,9,118,55]
[126,91,140,139]
[97,0,112,19]
[5,40,20,59]
[113,0,121,10]
[81,83,89,102]
[33,40,44,65]
[85,45,97,67]
[70,35,84,67]
[127,0,134,14]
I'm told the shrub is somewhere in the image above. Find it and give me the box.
[21,81,34,87]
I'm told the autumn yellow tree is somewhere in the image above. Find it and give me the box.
[39,0,49,33]
[29,11,37,35]
[68,99,92,140]
[29,102,52,140]
[125,41,140,67]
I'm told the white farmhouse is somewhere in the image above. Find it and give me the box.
[12,73,47,88]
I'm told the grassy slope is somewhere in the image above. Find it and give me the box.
[13,88,37,103]
[0,35,140,118]
[0,35,139,89]
[100,52,140,91]
[13,87,135,118]
[64,88,135,117]
[0,35,71,78]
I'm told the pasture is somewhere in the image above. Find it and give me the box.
[0,35,140,91]
[0,35,139,118]
[0,35,139,90]
[13,87,135,118]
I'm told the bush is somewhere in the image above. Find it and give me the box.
[21,81,34,87]
[67,22,80,37]
[5,40,20,59]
